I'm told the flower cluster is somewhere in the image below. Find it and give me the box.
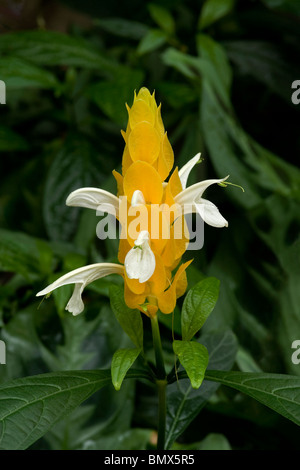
[37,88,228,317]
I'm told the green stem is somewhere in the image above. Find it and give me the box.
[150,315,167,450]
[151,315,166,379]
[156,379,167,450]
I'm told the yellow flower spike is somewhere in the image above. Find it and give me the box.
[121,88,174,182]
[123,161,163,204]
[128,121,161,165]
[135,87,153,104]
[112,170,124,197]
[37,88,229,319]
[156,132,174,182]
[125,270,147,295]
[128,99,155,128]
[118,237,132,264]
[147,252,167,297]
[155,104,165,138]
[121,145,133,177]
[168,167,183,197]
[124,280,146,309]
[160,218,188,269]
[157,259,193,314]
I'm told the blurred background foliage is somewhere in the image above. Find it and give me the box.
[0,0,300,450]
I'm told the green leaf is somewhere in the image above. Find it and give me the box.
[0,228,53,278]
[165,329,237,449]
[173,340,209,389]
[87,67,144,127]
[94,18,149,40]
[148,3,175,35]
[162,48,198,79]
[43,135,103,242]
[0,57,59,90]
[200,81,263,208]
[156,82,197,109]
[199,0,235,30]
[0,30,115,72]
[182,277,220,341]
[205,370,300,427]
[224,40,299,103]
[0,370,112,450]
[111,348,141,391]
[197,34,232,97]
[110,285,143,350]
[137,29,168,55]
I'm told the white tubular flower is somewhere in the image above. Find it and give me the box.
[175,154,229,228]
[131,190,146,207]
[124,231,155,283]
[66,187,120,218]
[178,153,201,190]
[36,263,124,316]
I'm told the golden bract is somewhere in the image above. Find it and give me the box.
[115,87,191,318]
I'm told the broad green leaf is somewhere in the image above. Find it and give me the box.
[156,82,197,109]
[45,379,136,450]
[236,347,263,373]
[0,229,53,279]
[0,57,59,90]
[162,47,229,105]
[224,40,299,102]
[95,18,149,39]
[87,68,144,127]
[205,370,300,427]
[0,30,115,72]
[173,340,209,389]
[199,0,235,30]
[0,370,112,450]
[137,29,168,55]
[182,277,220,341]
[162,48,198,79]
[148,3,175,35]
[196,34,232,97]
[200,80,263,209]
[165,329,237,449]
[250,195,300,375]
[111,348,141,391]
[110,285,143,350]
[43,135,103,242]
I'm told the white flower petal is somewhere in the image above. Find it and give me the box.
[66,187,119,217]
[66,283,84,316]
[134,230,150,246]
[124,231,155,283]
[36,263,124,315]
[131,190,146,207]
[178,153,201,190]
[174,175,229,207]
[195,199,228,228]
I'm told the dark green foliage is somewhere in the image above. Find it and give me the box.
[0,0,300,450]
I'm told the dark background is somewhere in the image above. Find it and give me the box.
[0,0,300,450]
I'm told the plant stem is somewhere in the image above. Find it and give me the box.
[156,378,167,450]
[151,315,167,450]
[151,315,166,379]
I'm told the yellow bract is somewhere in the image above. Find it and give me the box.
[114,87,191,317]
